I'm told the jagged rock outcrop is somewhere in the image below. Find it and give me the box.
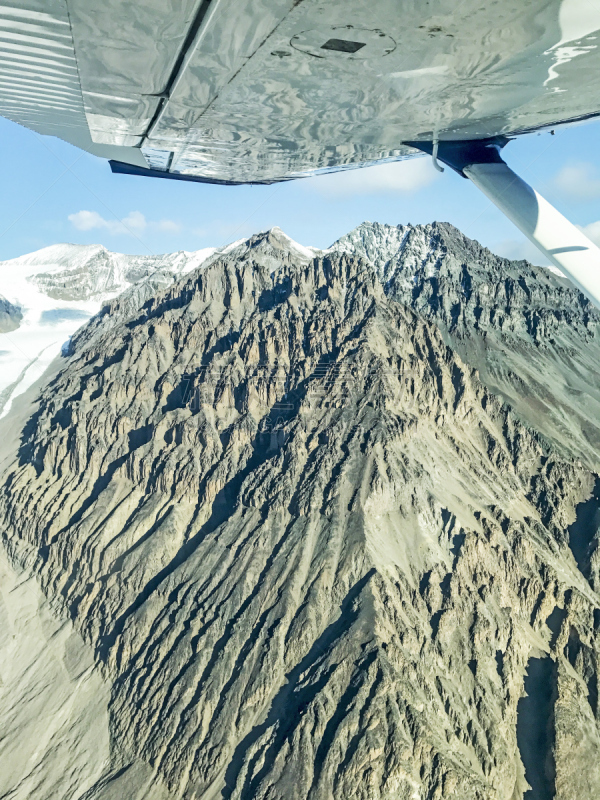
[0,293,22,332]
[0,226,599,800]
[332,221,600,471]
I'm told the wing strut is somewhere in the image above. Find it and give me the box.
[407,138,600,309]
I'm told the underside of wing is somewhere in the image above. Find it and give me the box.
[2,1,600,183]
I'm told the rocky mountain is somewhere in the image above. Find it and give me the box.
[332,221,600,471]
[22,243,214,302]
[0,225,599,800]
[0,293,22,332]
[0,242,215,418]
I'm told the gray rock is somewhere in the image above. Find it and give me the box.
[332,221,600,471]
[0,225,599,800]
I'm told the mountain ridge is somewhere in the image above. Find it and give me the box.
[0,224,599,799]
[333,221,600,470]
[0,240,217,418]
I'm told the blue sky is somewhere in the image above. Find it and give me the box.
[1,114,600,264]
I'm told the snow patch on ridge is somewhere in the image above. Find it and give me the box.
[271,227,322,260]
[0,243,216,417]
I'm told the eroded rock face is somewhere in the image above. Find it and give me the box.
[0,227,599,800]
[333,221,600,471]
[0,293,22,332]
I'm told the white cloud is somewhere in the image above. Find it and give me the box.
[307,156,440,197]
[68,210,181,236]
[121,210,147,231]
[553,162,600,200]
[69,210,114,232]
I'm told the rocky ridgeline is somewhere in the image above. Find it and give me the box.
[0,225,599,799]
[333,222,600,470]
[22,243,213,302]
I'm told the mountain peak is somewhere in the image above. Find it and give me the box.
[0,242,108,276]
[2,224,600,799]
[2,222,600,800]
[222,226,322,263]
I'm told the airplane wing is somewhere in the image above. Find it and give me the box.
[2,1,600,304]
[3,0,600,183]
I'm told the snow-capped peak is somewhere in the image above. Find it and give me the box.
[0,242,217,418]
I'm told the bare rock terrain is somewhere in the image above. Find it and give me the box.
[333,222,600,470]
[0,225,599,800]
